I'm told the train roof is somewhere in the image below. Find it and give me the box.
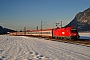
[27,26,76,32]
[27,28,53,32]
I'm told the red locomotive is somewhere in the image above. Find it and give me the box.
[53,26,79,39]
[26,26,80,39]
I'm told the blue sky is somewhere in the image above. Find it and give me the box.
[0,0,90,30]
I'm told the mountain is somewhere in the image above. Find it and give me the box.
[66,8,90,31]
[0,26,15,34]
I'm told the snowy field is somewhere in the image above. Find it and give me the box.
[0,34,90,60]
[79,32,90,40]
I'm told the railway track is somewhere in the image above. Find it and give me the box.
[50,38,90,47]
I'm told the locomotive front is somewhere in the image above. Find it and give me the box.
[70,27,80,39]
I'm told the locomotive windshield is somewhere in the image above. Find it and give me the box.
[71,28,77,32]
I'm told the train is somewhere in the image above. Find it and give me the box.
[9,26,80,40]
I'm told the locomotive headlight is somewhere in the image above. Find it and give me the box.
[71,33,76,36]
[74,34,76,35]
[73,33,76,36]
[62,32,65,34]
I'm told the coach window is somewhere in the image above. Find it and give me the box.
[46,32,50,34]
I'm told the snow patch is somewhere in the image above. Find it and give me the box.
[0,35,90,60]
[79,32,90,39]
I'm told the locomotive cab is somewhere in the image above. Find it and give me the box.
[70,28,80,39]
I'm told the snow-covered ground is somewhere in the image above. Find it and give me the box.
[0,35,90,60]
[79,32,90,39]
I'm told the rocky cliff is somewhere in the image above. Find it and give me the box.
[67,8,90,31]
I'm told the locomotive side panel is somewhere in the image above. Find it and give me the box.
[53,28,71,38]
